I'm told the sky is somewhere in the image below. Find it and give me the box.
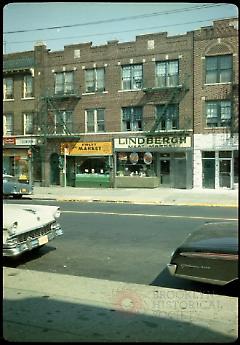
[3,2,238,54]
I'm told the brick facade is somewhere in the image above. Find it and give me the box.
[3,17,238,189]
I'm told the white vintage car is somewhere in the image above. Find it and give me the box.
[3,203,63,257]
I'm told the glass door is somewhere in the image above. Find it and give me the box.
[219,159,231,188]
[160,159,170,185]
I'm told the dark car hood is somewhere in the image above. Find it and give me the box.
[179,221,238,254]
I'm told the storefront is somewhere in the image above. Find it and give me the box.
[60,141,113,187]
[3,137,41,184]
[114,134,193,189]
[193,133,238,189]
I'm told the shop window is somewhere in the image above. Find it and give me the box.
[205,100,231,127]
[205,55,232,84]
[86,108,105,133]
[3,77,14,100]
[54,71,74,95]
[122,64,143,90]
[122,107,143,132]
[3,113,13,135]
[85,68,105,92]
[54,110,73,134]
[156,104,179,130]
[23,112,34,135]
[117,152,156,177]
[156,60,179,88]
[23,75,33,98]
[76,157,109,174]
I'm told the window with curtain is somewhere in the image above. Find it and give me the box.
[54,71,74,95]
[85,68,105,92]
[23,75,33,98]
[3,113,13,135]
[3,78,14,100]
[85,109,105,132]
[205,55,232,84]
[205,100,231,127]
[122,64,143,90]
[156,60,179,87]
[23,112,34,134]
[122,107,143,131]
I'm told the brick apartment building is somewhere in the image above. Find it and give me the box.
[3,17,238,189]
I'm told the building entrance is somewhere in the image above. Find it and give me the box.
[219,159,231,188]
[160,159,170,186]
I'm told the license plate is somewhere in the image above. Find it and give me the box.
[38,235,48,245]
[21,189,27,193]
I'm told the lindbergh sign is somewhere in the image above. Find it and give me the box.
[114,136,191,149]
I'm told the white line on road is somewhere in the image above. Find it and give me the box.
[62,210,237,221]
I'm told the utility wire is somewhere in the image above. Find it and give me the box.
[5,16,232,45]
[4,3,226,34]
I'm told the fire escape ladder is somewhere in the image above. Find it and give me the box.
[148,75,190,135]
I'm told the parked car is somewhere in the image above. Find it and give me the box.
[3,203,63,257]
[167,221,238,286]
[3,174,33,199]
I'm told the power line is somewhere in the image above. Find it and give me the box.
[5,16,232,45]
[4,3,226,34]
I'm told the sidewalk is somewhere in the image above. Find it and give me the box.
[3,267,238,342]
[30,185,238,207]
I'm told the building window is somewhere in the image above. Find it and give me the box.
[205,55,232,84]
[3,78,14,100]
[85,109,105,133]
[85,68,105,92]
[54,110,73,134]
[23,112,34,135]
[122,107,143,131]
[3,113,13,135]
[23,75,33,98]
[156,104,179,130]
[122,64,143,90]
[205,100,231,127]
[54,71,74,95]
[156,60,179,87]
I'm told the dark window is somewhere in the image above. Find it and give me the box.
[202,151,215,158]
[156,104,179,130]
[122,107,143,131]
[86,108,105,133]
[205,55,232,84]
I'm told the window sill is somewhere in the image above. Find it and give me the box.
[21,97,35,100]
[118,89,142,93]
[204,82,232,86]
[82,91,108,95]
[3,98,14,101]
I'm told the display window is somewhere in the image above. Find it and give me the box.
[116,151,157,177]
[76,157,110,175]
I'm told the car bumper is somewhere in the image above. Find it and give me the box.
[3,225,63,257]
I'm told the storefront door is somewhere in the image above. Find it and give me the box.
[160,159,170,186]
[202,159,215,189]
[219,159,231,188]
[50,153,60,185]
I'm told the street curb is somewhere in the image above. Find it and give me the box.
[31,196,238,208]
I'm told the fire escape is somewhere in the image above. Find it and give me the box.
[142,75,190,136]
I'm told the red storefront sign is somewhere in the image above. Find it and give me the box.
[3,137,16,145]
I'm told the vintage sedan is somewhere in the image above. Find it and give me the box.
[3,174,33,199]
[3,203,63,257]
[167,221,238,286]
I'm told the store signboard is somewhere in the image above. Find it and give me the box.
[3,137,16,145]
[114,135,191,149]
[16,138,37,146]
[61,141,112,155]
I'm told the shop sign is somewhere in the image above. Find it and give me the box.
[114,136,191,149]
[15,138,37,146]
[3,137,16,145]
[61,141,112,155]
